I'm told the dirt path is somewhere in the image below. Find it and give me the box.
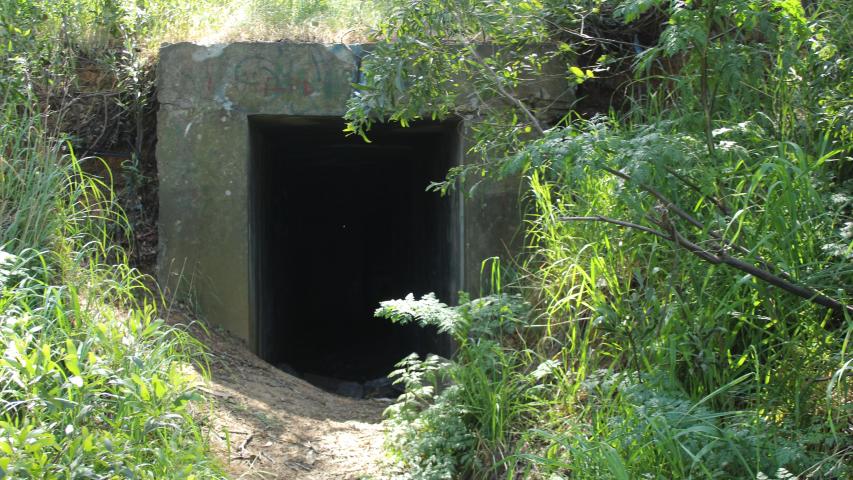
[177,313,389,479]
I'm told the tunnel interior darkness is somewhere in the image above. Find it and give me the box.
[250,116,459,384]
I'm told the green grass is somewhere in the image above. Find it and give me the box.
[0,250,222,477]
[0,2,244,475]
[16,0,380,56]
[0,1,389,476]
[0,107,225,476]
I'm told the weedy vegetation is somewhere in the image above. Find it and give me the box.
[351,0,853,478]
[1,0,381,477]
[2,0,851,478]
[1,0,389,475]
[0,111,224,476]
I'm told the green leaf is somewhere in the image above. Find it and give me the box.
[153,376,166,399]
[64,339,80,376]
[774,0,805,22]
[600,444,630,480]
[131,373,150,401]
[82,434,94,452]
[569,66,585,79]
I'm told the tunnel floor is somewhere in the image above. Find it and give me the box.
[250,116,458,395]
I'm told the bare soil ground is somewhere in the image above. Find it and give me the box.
[174,312,389,479]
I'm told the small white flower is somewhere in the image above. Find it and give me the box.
[718,140,738,151]
[840,221,853,239]
[0,250,16,265]
[831,193,851,205]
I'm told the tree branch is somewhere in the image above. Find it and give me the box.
[561,216,672,240]
[603,164,796,281]
[466,45,546,135]
[663,165,730,216]
[600,165,705,230]
[560,215,853,316]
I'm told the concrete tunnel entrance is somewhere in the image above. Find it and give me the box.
[249,116,460,392]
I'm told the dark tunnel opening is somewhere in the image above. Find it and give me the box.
[249,116,459,394]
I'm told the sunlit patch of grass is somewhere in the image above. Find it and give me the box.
[0,0,387,477]
[0,98,224,475]
[0,248,223,477]
[170,0,381,46]
[30,0,380,57]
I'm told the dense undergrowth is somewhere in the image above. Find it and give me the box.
[2,0,851,478]
[0,0,382,477]
[0,111,225,475]
[1,1,233,477]
[347,0,853,478]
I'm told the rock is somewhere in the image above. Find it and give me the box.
[303,373,365,398]
[275,362,302,377]
[363,376,403,399]
[303,373,343,392]
[335,381,364,399]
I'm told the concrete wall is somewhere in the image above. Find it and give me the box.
[156,42,569,347]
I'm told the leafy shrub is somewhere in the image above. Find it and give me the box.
[0,250,223,477]
[376,292,547,479]
[521,370,849,479]
[0,36,222,476]
[383,354,476,480]
[349,0,853,477]
[376,292,530,341]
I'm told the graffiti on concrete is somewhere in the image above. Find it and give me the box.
[166,43,357,115]
[233,54,320,97]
